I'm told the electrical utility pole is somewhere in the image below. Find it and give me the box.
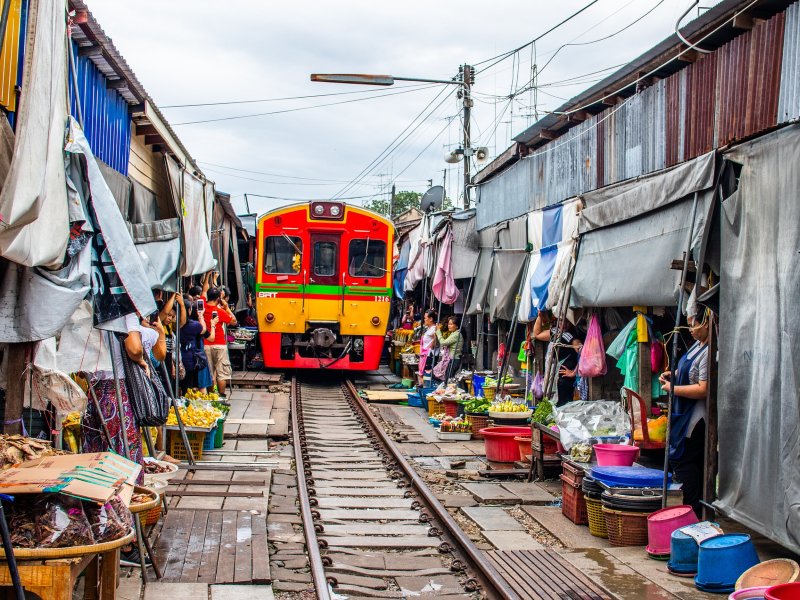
[460,64,474,209]
[390,184,396,219]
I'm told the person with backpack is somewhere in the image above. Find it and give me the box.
[179,300,211,393]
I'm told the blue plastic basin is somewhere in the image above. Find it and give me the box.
[668,529,700,575]
[590,466,672,488]
[695,534,760,593]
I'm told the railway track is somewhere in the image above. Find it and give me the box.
[290,376,520,600]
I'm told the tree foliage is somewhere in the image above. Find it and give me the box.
[364,190,453,218]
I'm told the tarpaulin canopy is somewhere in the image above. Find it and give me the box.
[466,225,498,315]
[571,152,716,308]
[449,210,479,280]
[713,125,800,555]
[393,238,410,298]
[518,199,581,322]
[0,0,69,268]
[404,215,431,293]
[97,160,131,217]
[488,215,527,321]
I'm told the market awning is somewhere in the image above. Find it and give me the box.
[488,215,527,321]
[518,199,581,322]
[466,225,498,315]
[713,124,800,556]
[571,152,716,308]
[449,210,479,280]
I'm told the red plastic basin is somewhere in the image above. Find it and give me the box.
[593,443,640,466]
[479,426,531,462]
[766,583,800,600]
[514,436,532,462]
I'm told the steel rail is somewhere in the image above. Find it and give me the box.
[343,379,521,600]
[290,376,333,600]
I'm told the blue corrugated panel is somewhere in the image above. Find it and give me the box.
[68,41,131,175]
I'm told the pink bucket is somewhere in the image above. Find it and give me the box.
[646,505,699,556]
[593,443,640,466]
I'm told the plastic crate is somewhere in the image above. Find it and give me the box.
[584,494,608,538]
[203,427,217,451]
[560,475,588,525]
[483,387,496,402]
[214,418,226,448]
[466,413,489,439]
[167,430,204,462]
[562,461,586,487]
[427,396,445,415]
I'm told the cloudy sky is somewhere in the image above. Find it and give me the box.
[89,1,721,215]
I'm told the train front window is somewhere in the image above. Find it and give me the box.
[348,239,386,278]
[313,241,337,277]
[264,236,302,274]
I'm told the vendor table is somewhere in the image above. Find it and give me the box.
[0,532,133,600]
[227,341,249,372]
[529,422,562,481]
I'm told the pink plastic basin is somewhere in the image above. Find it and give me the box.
[593,443,640,466]
[479,426,531,463]
[646,505,698,555]
[730,588,771,600]
[766,583,800,600]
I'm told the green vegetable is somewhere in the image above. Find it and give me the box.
[463,397,491,414]
[532,399,555,425]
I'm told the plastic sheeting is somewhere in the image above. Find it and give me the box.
[0,0,69,268]
[466,226,498,315]
[97,160,131,218]
[450,211,480,280]
[571,154,715,308]
[136,238,180,292]
[488,216,527,321]
[404,215,431,292]
[518,199,581,322]
[713,125,800,555]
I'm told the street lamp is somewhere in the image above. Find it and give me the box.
[310,65,477,208]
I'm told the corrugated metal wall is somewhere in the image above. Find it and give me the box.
[69,43,131,174]
[778,1,800,122]
[477,4,798,230]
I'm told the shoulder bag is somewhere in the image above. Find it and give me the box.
[119,339,171,426]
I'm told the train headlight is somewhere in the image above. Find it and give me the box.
[330,205,341,217]
[265,312,275,323]
[371,316,381,326]
[353,338,364,352]
[314,204,325,216]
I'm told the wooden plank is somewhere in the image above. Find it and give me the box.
[250,511,271,584]
[267,409,290,439]
[179,463,273,471]
[233,511,253,583]
[180,510,209,582]
[225,418,274,425]
[167,491,264,497]
[215,511,237,583]
[197,510,224,583]
[169,479,267,486]
[161,509,195,581]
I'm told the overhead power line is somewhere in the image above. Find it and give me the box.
[198,161,429,184]
[172,84,440,126]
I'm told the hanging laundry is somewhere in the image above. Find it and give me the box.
[432,229,458,304]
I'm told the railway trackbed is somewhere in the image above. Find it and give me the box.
[290,376,520,600]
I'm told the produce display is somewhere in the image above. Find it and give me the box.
[184,389,221,402]
[532,399,555,425]
[490,399,530,413]
[427,382,469,402]
[131,492,155,505]
[484,374,514,389]
[36,496,94,548]
[143,460,172,475]
[166,404,223,429]
[463,397,491,414]
[439,418,471,433]
[0,435,65,469]
[569,442,592,462]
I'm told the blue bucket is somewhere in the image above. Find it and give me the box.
[668,529,699,575]
[472,374,485,397]
[695,534,759,593]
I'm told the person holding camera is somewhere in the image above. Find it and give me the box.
[202,274,237,398]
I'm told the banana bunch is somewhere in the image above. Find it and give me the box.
[490,400,529,413]
[185,389,220,402]
[166,405,223,428]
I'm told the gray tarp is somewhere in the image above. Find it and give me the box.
[571,153,715,308]
[130,178,158,224]
[136,238,180,291]
[713,125,800,555]
[488,215,528,321]
[97,160,131,218]
[0,0,69,268]
[466,226,497,315]
[450,211,480,280]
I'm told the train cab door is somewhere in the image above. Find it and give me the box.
[308,232,341,320]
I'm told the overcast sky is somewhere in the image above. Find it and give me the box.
[89,1,721,216]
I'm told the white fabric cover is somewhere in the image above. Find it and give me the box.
[179,167,216,276]
[0,0,69,268]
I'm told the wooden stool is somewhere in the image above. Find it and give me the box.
[0,541,126,600]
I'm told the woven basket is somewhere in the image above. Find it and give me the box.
[467,413,489,439]
[0,530,134,560]
[585,494,608,538]
[143,498,163,526]
[602,507,650,546]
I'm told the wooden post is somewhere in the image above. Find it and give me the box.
[3,343,32,435]
[703,313,718,520]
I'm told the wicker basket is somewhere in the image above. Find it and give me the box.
[427,396,445,415]
[602,507,650,546]
[584,494,608,538]
[467,413,489,439]
[143,498,163,526]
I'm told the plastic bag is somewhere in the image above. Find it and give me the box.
[532,372,544,400]
[35,495,95,548]
[83,501,129,543]
[651,338,666,373]
[108,495,133,530]
[578,314,607,377]
[553,400,630,450]
[7,498,37,548]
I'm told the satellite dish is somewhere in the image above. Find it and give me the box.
[420,186,445,212]
[444,149,462,164]
[475,147,490,165]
